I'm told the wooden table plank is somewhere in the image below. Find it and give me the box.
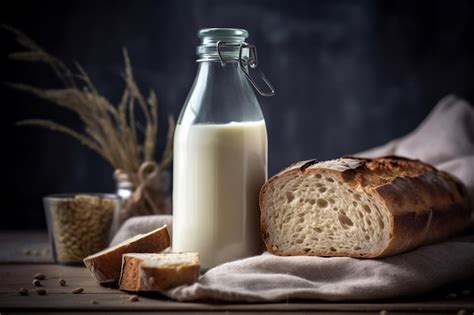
[0,231,53,263]
[0,264,473,312]
[7,313,470,315]
[0,264,115,294]
[4,313,472,315]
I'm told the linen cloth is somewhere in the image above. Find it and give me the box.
[110,215,172,247]
[112,95,474,302]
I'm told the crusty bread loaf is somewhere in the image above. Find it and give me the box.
[83,225,170,283]
[260,156,471,258]
[119,252,200,291]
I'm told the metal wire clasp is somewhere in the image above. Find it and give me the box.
[216,41,275,97]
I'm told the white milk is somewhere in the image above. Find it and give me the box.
[172,120,267,269]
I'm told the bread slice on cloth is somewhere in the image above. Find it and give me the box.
[119,252,200,291]
[83,225,170,283]
[260,156,471,258]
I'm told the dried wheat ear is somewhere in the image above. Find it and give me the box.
[263,172,389,257]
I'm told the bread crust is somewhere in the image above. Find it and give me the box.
[260,156,471,258]
[83,225,170,283]
[119,253,200,291]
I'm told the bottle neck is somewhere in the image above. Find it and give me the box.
[196,60,242,81]
[178,59,263,125]
[197,44,274,97]
[193,60,254,106]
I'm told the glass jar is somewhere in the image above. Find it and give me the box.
[43,193,120,265]
[172,28,274,269]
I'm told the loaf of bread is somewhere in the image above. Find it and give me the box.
[83,225,170,283]
[119,252,200,291]
[260,156,471,258]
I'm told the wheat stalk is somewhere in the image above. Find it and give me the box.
[159,115,176,170]
[17,119,112,163]
[5,25,174,174]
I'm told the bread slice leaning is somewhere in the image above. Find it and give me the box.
[260,156,471,258]
[119,252,200,291]
[83,225,170,283]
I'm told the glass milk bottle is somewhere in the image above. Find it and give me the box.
[173,28,274,269]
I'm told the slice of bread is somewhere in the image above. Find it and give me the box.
[119,252,200,291]
[83,225,170,283]
[260,156,471,258]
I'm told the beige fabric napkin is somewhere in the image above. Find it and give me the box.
[113,95,474,302]
[110,215,172,247]
[165,236,473,302]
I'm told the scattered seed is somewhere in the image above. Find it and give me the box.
[129,295,139,302]
[457,309,468,315]
[30,249,40,256]
[91,300,99,304]
[58,278,66,286]
[35,288,47,295]
[72,287,84,294]
[33,273,46,280]
[461,290,470,296]
[18,288,28,296]
[379,310,389,315]
[446,293,457,299]
[32,279,42,287]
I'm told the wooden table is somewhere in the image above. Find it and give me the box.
[1,232,473,314]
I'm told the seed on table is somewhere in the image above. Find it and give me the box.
[129,295,139,302]
[461,290,470,296]
[18,288,28,296]
[32,279,41,286]
[35,288,47,295]
[58,278,66,286]
[91,300,98,304]
[33,273,46,280]
[446,293,457,299]
[72,287,84,294]
[379,310,389,315]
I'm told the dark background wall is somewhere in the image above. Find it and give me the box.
[2,0,473,230]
